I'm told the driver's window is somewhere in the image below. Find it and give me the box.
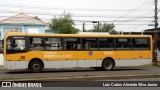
[6,37,26,50]
[12,39,25,50]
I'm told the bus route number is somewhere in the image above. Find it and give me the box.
[104,51,114,56]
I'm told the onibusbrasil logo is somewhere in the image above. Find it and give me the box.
[1,82,42,87]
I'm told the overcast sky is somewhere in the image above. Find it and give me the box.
[0,0,159,32]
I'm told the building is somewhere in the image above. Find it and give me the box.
[0,13,48,65]
[144,28,160,41]
[0,13,48,40]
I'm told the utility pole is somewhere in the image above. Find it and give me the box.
[92,21,100,31]
[154,0,158,65]
[83,23,85,32]
[97,21,100,31]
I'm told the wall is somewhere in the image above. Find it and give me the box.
[45,30,55,34]
[0,24,45,40]
[0,54,3,65]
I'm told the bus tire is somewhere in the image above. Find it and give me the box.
[102,59,115,71]
[29,60,43,73]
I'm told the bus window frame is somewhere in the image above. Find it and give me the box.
[81,37,99,50]
[28,36,45,51]
[63,37,81,50]
[131,38,150,50]
[8,36,150,52]
[98,37,115,50]
[6,36,27,54]
[115,38,132,50]
[44,37,63,51]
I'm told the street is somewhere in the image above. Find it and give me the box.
[0,66,160,81]
[0,66,160,90]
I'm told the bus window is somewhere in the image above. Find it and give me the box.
[82,38,98,50]
[99,38,114,50]
[132,38,149,50]
[29,37,44,50]
[116,38,131,50]
[45,37,62,50]
[12,39,25,50]
[63,38,81,50]
[6,37,26,51]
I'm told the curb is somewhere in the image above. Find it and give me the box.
[1,73,160,81]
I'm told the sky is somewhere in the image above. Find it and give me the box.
[0,0,159,32]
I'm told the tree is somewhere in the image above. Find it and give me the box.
[50,13,79,34]
[90,23,117,33]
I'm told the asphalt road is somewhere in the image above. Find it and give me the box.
[0,66,160,81]
[1,68,160,90]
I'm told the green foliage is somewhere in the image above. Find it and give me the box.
[90,23,117,33]
[50,13,79,34]
[156,62,160,67]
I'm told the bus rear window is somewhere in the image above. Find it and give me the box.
[132,38,149,50]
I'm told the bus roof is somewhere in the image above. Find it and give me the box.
[4,32,152,38]
[78,32,110,35]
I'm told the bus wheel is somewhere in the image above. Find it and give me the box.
[29,61,43,73]
[102,59,115,71]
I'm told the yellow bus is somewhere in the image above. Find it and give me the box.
[3,32,152,73]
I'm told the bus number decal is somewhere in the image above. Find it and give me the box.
[104,51,114,56]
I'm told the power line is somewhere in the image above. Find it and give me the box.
[112,0,152,21]
[0,0,154,27]
[0,15,153,23]
[75,23,151,25]
[0,4,153,12]
[0,10,154,18]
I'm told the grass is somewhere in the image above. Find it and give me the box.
[156,62,160,67]
[153,61,160,67]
